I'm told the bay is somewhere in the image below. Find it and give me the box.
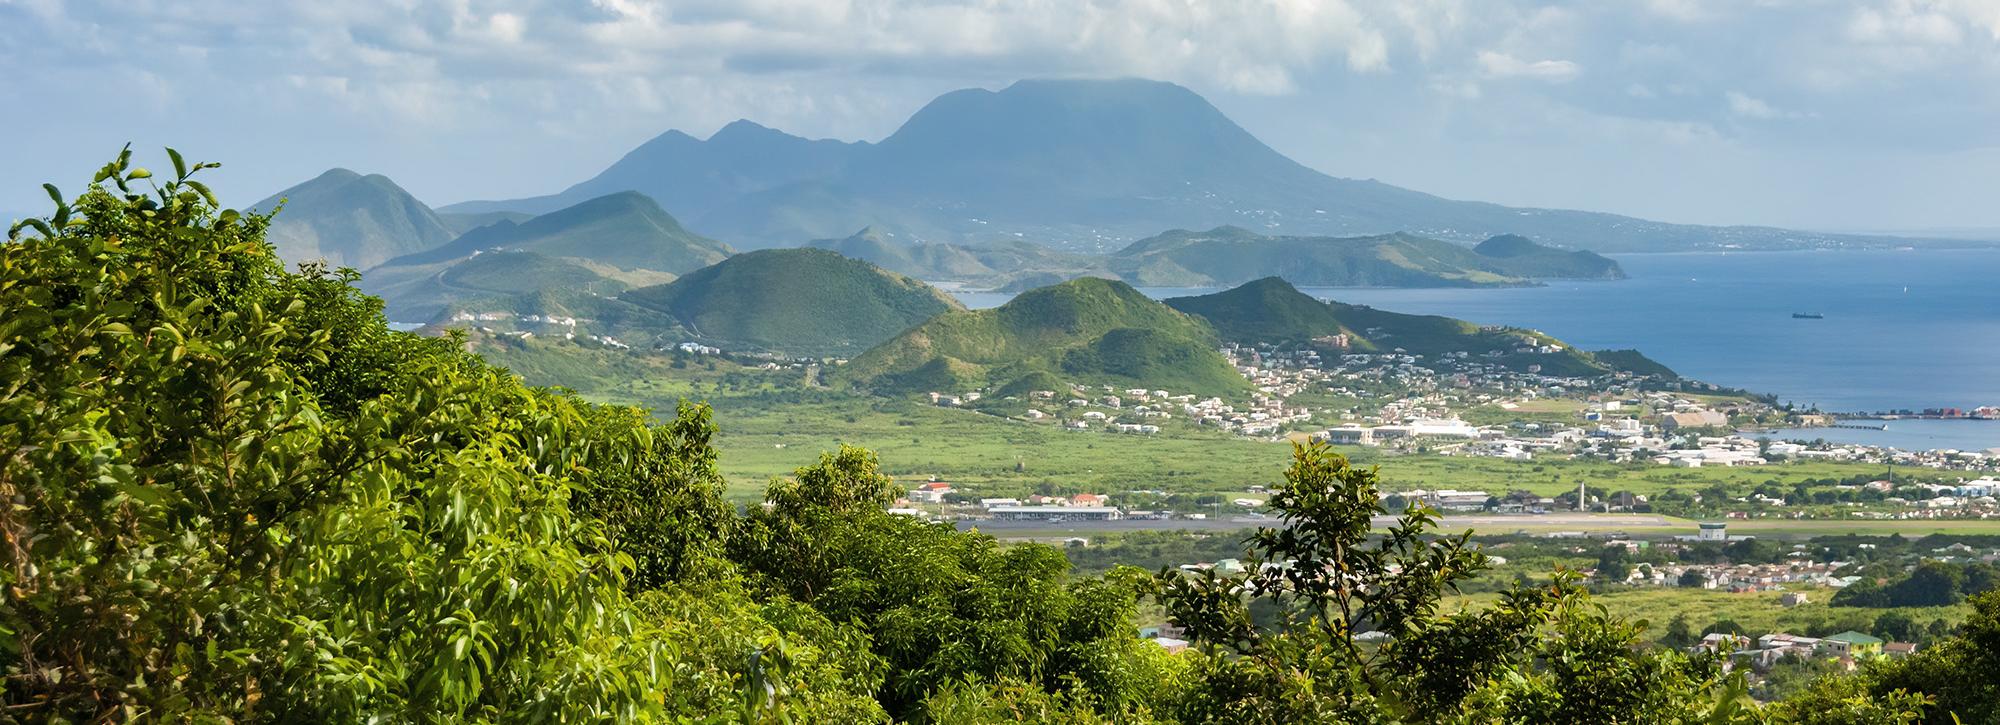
[946,249,2000,448]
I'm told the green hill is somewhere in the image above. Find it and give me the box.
[253,169,456,269]
[839,277,1246,395]
[1165,278,1677,379]
[622,248,962,357]
[384,191,731,276]
[1110,227,1623,287]
[1162,277,1371,348]
[1473,234,1625,279]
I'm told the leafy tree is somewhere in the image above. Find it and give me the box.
[1875,611,1919,642]
[1157,441,1736,722]
[732,446,1159,719]
[1664,613,1697,648]
[0,149,696,719]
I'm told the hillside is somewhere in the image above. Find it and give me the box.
[621,248,961,357]
[443,119,866,218]
[252,169,456,269]
[382,191,731,274]
[805,226,997,279]
[838,277,1246,395]
[1161,277,1371,348]
[1165,278,1678,378]
[448,78,1964,253]
[1110,227,1622,287]
[1472,234,1623,279]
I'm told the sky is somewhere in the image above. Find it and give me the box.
[4,0,1999,232]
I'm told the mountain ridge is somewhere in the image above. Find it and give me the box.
[441,78,1977,253]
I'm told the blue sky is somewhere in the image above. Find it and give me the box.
[4,0,1999,232]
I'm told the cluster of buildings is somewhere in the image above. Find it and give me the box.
[1696,631,1914,673]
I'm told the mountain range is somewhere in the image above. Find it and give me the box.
[444,78,1970,254]
[810,224,1620,289]
[359,191,727,321]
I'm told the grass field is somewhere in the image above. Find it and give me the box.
[476,342,1991,520]
[1450,585,1970,643]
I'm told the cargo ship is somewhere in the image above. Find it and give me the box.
[1792,312,1824,319]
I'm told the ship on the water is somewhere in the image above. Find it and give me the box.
[1792,312,1825,319]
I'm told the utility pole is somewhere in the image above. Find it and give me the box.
[1578,480,1587,512]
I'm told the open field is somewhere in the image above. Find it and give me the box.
[962,512,2000,540]
[478,344,1994,531]
[1450,586,1971,643]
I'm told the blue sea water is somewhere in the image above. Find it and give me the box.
[948,249,2000,449]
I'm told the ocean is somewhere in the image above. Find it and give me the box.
[947,249,2000,450]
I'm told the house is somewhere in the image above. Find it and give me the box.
[1069,493,1107,507]
[1883,642,1918,658]
[1822,631,1885,659]
[1695,633,1749,653]
[1027,494,1069,506]
[907,480,954,503]
[1780,592,1810,607]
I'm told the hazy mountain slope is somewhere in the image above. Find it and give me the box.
[805,227,996,279]
[455,77,1970,253]
[621,248,962,357]
[382,191,731,274]
[439,210,534,235]
[441,120,866,219]
[253,169,456,269]
[1472,234,1623,279]
[1111,227,1623,287]
[839,277,1246,395]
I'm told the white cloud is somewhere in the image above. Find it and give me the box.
[1476,50,1581,81]
[1725,90,1814,121]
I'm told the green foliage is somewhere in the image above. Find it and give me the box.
[731,446,1158,718]
[0,148,692,719]
[1157,441,1737,722]
[1834,561,1992,608]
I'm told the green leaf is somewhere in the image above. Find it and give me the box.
[167,147,188,179]
[42,183,62,205]
[127,167,153,180]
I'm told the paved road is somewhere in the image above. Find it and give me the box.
[959,512,1682,538]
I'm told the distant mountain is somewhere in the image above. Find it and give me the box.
[253,169,455,269]
[438,210,534,235]
[805,226,996,279]
[1471,234,1622,279]
[1108,226,1622,287]
[838,277,1246,395]
[443,120,867,218]
[451,78,1972,253]
[360,191,721,321]
[1164,277,1677,378]
[382,191,730,274]
[805,226,1101,286]
[622,248,961,357]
